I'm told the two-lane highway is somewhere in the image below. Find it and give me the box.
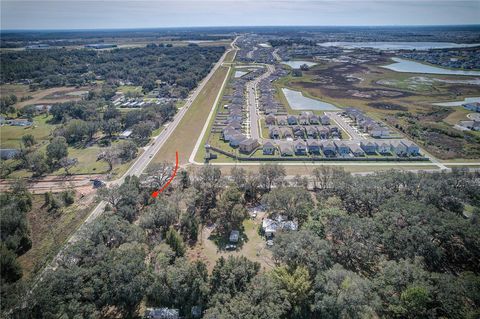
[41,37,239,273]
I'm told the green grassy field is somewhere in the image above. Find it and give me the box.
[194,68,235,163]
[117,85,143,94]
[1,115,57,148]
[188,214,273,273]
[1,115,138,177]
[151,65,230,165]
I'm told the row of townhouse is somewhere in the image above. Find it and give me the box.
[257,66,288,115]
[262,139,420,157]
[222,127,260,154]
[269,125,341,140]
[265,112,331,126]
[343,107,391,138]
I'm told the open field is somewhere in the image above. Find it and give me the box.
[0,85,93,109]
[0,115,57,148]
[151,66,230,165]
[17,191,99,279]
[1,115,139,178]
[188,213,274,273]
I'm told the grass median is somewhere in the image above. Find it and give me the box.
[151,65,230,165]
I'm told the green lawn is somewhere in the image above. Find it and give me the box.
[117,85,143,94]
[150,64,230,165]
[1,115,57,148]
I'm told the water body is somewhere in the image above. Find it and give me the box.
[382,58,480,76]
[433,97,480,107]
[282,61,317,69]
[318,41,480,51]
[282,88,340,111]
[234,71,248,78]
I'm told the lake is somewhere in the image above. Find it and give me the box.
[382,58,480,76]
[234,70,248,78]
[318,41,480,51]
[433,97,480,107]
[282,88,339,111]
[282,61,317,69]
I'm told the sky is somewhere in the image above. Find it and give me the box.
[1,0,479,30]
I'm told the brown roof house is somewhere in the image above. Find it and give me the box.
[239,138,259,154]
[263,141,277,155]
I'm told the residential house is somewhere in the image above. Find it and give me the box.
[145,308,179,319]
[377,141,391,154]
[390,140,408,156]
[265,107,277,115]
[269,126,281,139]
[223,127,237,141]
[239,138,259,154]
[119,129,133,139]
[306,126,318,139]
[262,216,298,238]
[309,114,320,124]
[278,141,294,156]
[306,139,321,154]
[347,142,365,157]
[370,125,390,138]
[298,113,309,125]
[277,115,288,126]
[263,141,277,155]
[321,141,337,157]
[402,140,421,156]
[229,133,247,147]
[280,127,293,139]
[335,141,350,157]
[292,125,305,139]
[265,114,276,125]
[318,127,329,139]
[287,115,298,125]
[320,115,330,125]
[229,230,240,243]
[360,141,377,154]
[293,139,307,155]
[9,118,32,126]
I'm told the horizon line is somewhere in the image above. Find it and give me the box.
[2,24,480,33]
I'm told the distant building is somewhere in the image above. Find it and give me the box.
[144,308,179,319]
[463,102,480,112]
[85,43,118,49]
[25,44,50,50]
[8,119,32,126]
[0,149,20,160]
[119,130,133,139]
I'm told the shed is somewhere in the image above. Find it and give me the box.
[229,230,240,243]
